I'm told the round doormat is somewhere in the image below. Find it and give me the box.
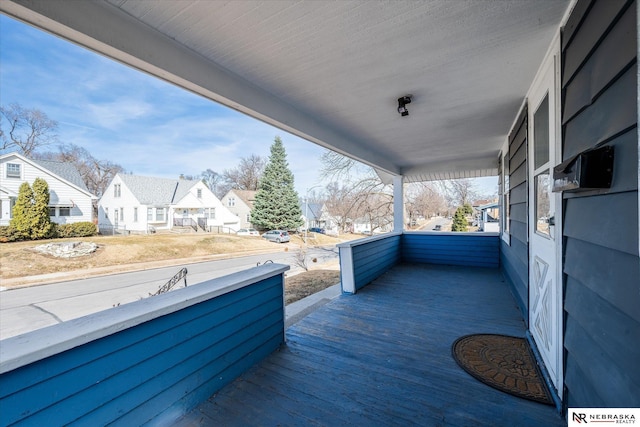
[451,334,554,405]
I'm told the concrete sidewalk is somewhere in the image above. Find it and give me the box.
[285,283,342,328]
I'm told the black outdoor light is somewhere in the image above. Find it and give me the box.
[397,95,412,116]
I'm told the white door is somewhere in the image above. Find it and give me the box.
[528,35,563,394]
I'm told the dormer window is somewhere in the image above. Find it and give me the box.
[114,183,121,197]
[6,163,21,178]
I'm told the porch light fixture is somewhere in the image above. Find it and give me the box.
[397,95,412,116]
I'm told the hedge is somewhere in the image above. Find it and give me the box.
[0,226,24,243]
[56,222,98,238]
[0,222,97,242]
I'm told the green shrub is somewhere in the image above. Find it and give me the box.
[9,179,55,240]
[451,207,468,232]
[56,222,97,238]
[31,178,56,239]
[0,225,25,243]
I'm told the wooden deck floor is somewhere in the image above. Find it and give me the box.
[176,264,565,426]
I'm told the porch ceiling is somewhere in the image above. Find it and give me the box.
[1,0,571,181]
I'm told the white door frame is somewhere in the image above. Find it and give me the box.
[527,32,563,395]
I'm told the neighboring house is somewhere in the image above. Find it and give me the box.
[0,152,96,226]
[302,202,341,234]
[98,174,240,233]
[352,217,392,235]
[476,201,499,232]
[221,189,256,229]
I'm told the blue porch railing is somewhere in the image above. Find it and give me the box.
[1,232,499,425]
[338,231,500,293]
[0,263,289,426]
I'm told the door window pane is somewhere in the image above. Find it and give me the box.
[535,172,551,237]
[534,94,549,169]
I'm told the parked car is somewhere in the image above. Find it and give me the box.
[261,230,290,243]
[309,227,326,234]
[236,228,260,236]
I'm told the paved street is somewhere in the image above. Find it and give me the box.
[418,216,452,231]
[0,246,338,340]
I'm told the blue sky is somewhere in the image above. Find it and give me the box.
[0,15,496,197]
[0,15,330,195]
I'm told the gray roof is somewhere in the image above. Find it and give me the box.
[118,174,199,205]
[32,159,91,193]
[232,190,257,208]
[303,202,324,220]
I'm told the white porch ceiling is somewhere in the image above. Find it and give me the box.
[1,0,571,181]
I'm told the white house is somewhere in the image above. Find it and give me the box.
[476,201,500,233]
[220,189,256,229]
[301,202,340,234]
[98,174,240,234]
[0,152,96,226]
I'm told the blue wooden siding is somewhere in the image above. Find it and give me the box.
[402,232,499,268]
[561,0,639,408]
[350,234,401,291]
[0,273,285,426]
[501,107,529,320]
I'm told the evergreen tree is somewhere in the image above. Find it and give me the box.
[31,178,55,239]
[462,203,473,216]
[9,179,55,240]
[251,137,303,231]
[451,207,468,232]
[10,182,34,239]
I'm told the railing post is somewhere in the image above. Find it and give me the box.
[339,245,356,294]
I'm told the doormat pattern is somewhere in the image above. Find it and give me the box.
[451,334,554,405]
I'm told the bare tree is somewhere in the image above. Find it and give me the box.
[320,150,359,181]
[353,190,393,233]
[324,182,361,232]
[437,178,479,209]
[201,168,226,198]
[405,182,448,223]
[35,143,125,198]
[0,104,58,156]
[320,149,395,233]
[223,154,266,191]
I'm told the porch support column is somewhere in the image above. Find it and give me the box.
[393,175,404,232]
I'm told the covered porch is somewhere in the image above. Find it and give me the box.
[0,0,637,423]
[177,247,563,426]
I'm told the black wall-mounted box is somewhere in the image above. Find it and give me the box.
[552,146,614,192]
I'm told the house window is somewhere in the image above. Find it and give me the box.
[227,197,235,207]
[499,150,510,242]
[119,207,124,221]
[105,207,109,219]
[6,163,21,178]
[114,184,121,198]
[206,208,216,219]
[59,207,71,217]
[49,207,57,217]
[246,214,250,223]
[133,207,138,222]
[147,208,153,221]
[156,208,165,221]
[197,188,202,198]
